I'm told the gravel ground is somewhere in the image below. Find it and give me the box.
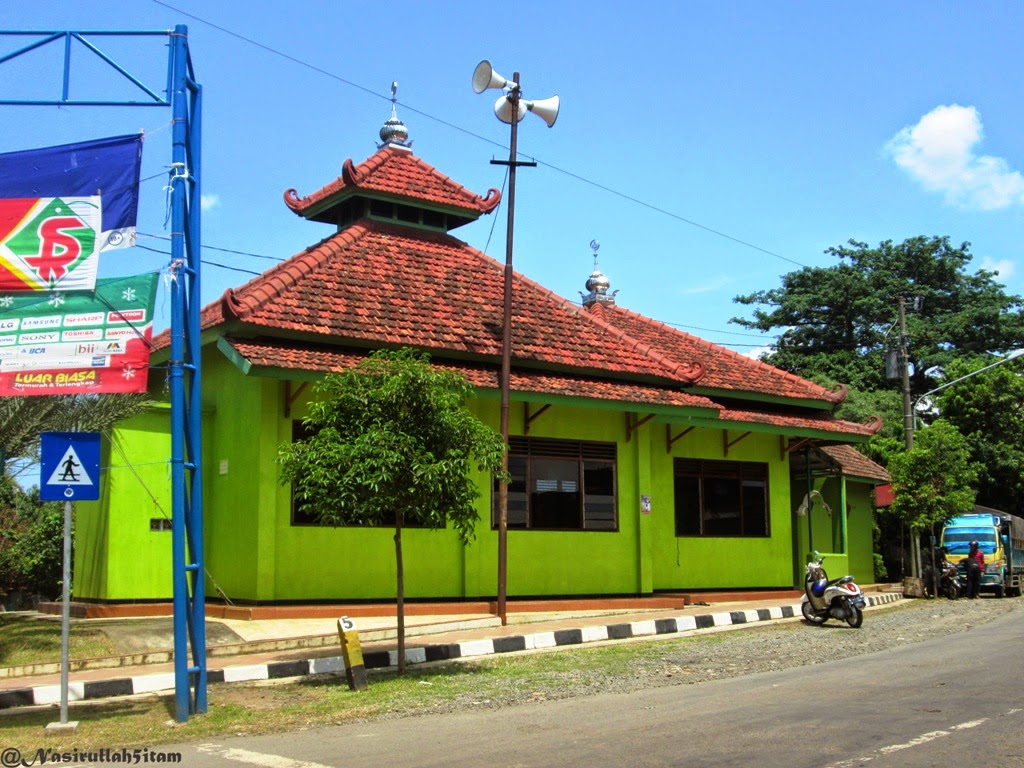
[619,596,1019,686]
[434,596,1022,712]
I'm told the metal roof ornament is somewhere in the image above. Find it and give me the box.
[581,239,617,307]
[378,81,411,148]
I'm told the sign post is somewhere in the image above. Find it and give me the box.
[40,431,100,731]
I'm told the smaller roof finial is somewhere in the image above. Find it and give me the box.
[580,239,618,308]
[378,81,411,148]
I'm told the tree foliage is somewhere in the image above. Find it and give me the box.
[732,237,1024,395]
[935,355,1024,512]
[0,480,65,604]
[278,349,506,541]
[887,420,978,533]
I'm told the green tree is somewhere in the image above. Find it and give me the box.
[887,420,977,567]
[0,480,65,605]
[934,355,1024,512]
[732,237,1024,396]
[277,349,507,673]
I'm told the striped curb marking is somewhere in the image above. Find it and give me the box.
[0,593,902,710]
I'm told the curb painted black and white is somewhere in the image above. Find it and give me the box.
[0,593,902,710]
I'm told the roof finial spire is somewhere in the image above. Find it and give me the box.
[378,81,411,149]
[580,239,618,308]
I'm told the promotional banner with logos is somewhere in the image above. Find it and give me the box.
[0,133,142,253]
[0,272,159,396]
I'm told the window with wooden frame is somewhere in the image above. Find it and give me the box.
[492,437,618,531]
[673,458,769,537]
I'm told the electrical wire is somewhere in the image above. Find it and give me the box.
[149,0,808,270]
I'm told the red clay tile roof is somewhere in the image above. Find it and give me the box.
[178,220,706,385]
[718,407,882,438]
[221,338,878,438]
[222,338,719,411]
[588,302,847,406]
[148,140,884,443]
[820,444,890,482]
[283,145,502,218]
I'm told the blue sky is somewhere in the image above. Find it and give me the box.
[2,1,1022,354]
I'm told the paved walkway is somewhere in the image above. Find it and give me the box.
[0,590,905,711]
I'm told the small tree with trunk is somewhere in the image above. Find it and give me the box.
[887,420,978,585]
[277,349,507,674]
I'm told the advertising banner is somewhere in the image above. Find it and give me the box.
[0,133,143,252]
[0,272,159,396]
[0,196,102,291]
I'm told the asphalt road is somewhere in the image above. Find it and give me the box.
[171,607,1024,768]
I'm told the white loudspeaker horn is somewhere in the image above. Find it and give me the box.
[525,95,560,128]
[473,60,509,94]
[494,94,528,124]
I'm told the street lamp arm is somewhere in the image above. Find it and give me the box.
[913,349,1024,411]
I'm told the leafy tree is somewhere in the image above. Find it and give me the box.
[732,237,1024,396]
[277,349,507,673]
[0,479,65,605]
[934,355,1024,512]
[887,420,977,576]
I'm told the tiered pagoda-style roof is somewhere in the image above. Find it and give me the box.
[162,109,881,442]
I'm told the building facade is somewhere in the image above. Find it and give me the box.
[75,114,885,607]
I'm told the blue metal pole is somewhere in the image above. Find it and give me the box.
[169,23,190,724]
[185,59,207,714]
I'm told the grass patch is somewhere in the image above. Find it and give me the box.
[0,614,118,667]
[0,635,721,750]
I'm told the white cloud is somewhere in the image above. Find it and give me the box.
[979,256,1014,279]
[200,193,221,211]
[742,345,773,361]
[885,104,1024,210]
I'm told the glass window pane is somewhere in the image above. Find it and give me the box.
[703,477,742,536]
[531,458,580,529]
[583,461,616,530]
[742,479,768,536]
[674,475,702,536]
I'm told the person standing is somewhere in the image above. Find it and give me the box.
[964,540,985,599]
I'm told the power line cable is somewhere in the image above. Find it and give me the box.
[149,0,808,270]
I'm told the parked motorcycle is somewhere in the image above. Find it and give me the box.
[938,557,964,600]
[801,552,867,628]
[924,548,964,600]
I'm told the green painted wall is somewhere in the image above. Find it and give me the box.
[651,427,795,590]
[74,407,173,600]
[77,341,878,603]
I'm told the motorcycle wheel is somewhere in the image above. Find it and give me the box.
[944,581,959,600]
[801,601,826,625]
[843,599,863,629]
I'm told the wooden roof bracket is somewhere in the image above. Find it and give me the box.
[284,380,309,419]
[626,412,655,442]
[723,429,752,457]
[666,425,695,453]
[524,403,552,435]
[782,437,815,460]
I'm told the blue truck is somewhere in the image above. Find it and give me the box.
[940,508,1024,598]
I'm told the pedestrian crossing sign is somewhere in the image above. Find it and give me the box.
[40,432,101,501]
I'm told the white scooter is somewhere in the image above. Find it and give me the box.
[801,552,866,628]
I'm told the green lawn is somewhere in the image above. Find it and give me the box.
[0,614,118,667]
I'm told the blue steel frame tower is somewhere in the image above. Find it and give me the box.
[0,25,207,722]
